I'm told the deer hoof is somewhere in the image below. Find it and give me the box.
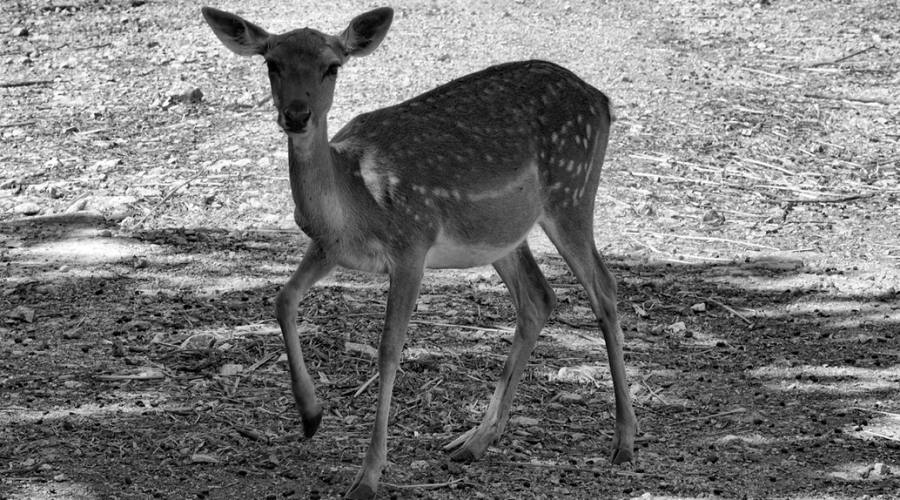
[344,481,376,500]
[302,408,322,439]
[610,446,634,464]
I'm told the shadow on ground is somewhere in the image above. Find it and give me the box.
[1,215,898,499]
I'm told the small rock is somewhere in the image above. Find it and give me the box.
[345,341,377,359]
[690,302,707,313]
[665,321,687,335]
[12,26,29,37]
[92,158,122,171]
[872,462,891,476]
[509,416,540,427]
[702,209,726,225]
[169,86,203,105]
[7,306,36,323]
[558,391,584,403]
[13,202,41,216]
[219,363,243,376]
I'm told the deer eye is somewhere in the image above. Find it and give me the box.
[324,63,340,78]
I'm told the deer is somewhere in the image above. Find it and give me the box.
[201,6,637,499]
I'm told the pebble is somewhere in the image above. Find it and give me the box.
[14,202,41,216]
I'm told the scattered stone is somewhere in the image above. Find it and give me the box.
[665,320,687,335]
[14,202,41,216]
[92,158,122,171]
[509,416,540,427]
[6,306,36,323]
[558,391,584,403]
[702,209,726,225]
[219,363,243,376]
[871,462,891,477]
[691,302,707,313]
[12,26,29,37]
[168,86,203,106]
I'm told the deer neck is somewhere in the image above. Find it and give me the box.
[287,124,347,242]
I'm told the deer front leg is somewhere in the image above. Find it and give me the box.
[275,242,335,438]
[346,260,424,500]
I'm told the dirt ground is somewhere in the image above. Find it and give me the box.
[2,0,899,498]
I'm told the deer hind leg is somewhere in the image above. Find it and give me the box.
[444,242,556,462]
[275,241,336,438]
[540,216,637,464]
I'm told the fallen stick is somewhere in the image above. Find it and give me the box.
[679,407,747,423]
[131,169,206,228]
[782,193,875,204]
[707,298,754,326]
[382,478,466,491]
[804,93,894,106]
[0,121,35,128]
[808,45,877,67]
[352,372,378,398]
[640,230,780,251]
[409,319,513,333]
[741,157,795,176]
[0,80,53,88]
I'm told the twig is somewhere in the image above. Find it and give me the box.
[848,407,900,418]
[641,376,668,405]
[382,478,466,491]
[862,430,900,442]
[493,460,651,478]
[352,372,378,398]
[0,121,35,128]
[808,45,877,67]
[740,157,795,176]
[740,67,796,82]
[96,371,166,381]
[707,298,754,326]
[628,171,754,193]
[639,230,780,251]
[0,80,53,88]
[804,93,894,106]
[781,193,875,204]
[679,407,747,423]
[246,351,279,373]
[131,170,207,228]
[409,319,513,334]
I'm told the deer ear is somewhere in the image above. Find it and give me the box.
[340,7,393,57]
[202,7,270,56]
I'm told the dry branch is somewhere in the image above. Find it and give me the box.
[640,230,780,251]
[0,121,35,128]
[804,93,894,106]
[807,45,877,67]
[707,298,754,326]
[132,170,207,228]
[0,80,53,88]
[382,478,466,491]
[782,193,875,204]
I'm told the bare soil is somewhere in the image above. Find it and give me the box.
[2,0,899,499]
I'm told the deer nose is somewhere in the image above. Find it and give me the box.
[283,102,311,131]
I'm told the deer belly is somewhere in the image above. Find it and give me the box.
[424,232,526,269]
